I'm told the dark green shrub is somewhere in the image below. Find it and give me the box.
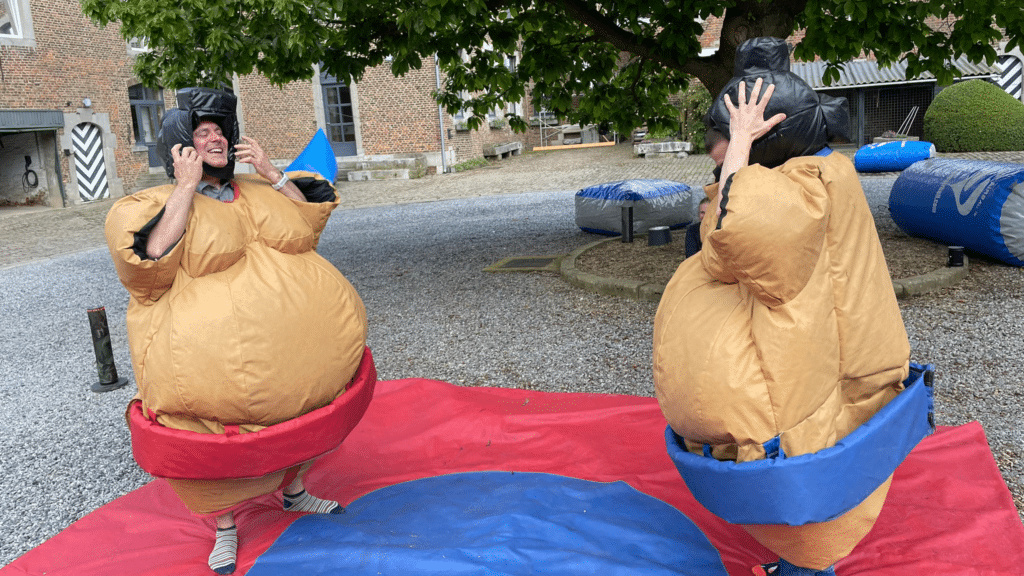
[923,80,1024,152]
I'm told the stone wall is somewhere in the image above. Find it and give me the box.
[358,61,442,156]
[235,75,319,163]
[354,56,528,165]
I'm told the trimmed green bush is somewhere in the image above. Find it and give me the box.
[452,157,490,172]
[923,80,1024,152]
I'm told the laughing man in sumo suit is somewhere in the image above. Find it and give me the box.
[105,88,372,574]
[654,38,930,575]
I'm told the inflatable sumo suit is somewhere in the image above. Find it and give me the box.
[654,38,920,571]
[105,88,372,516]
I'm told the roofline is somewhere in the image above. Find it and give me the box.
[812,73,997,91]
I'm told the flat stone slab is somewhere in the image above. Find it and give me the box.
[483,141,523,159]
[347,169,410,181]
[340,158,421,171]
[634,141,692,156]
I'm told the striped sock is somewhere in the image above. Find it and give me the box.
[208,525,237,575]
[282,489,344,514]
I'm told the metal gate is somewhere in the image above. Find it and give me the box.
[71,122,109,201]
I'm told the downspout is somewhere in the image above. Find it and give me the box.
[435,57,450,174]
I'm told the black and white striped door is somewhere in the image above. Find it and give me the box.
[997,55,1022,102]
[71,122,110,202]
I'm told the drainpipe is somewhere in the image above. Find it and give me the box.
[435,57,450,174]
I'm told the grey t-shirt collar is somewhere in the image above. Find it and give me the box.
[196,180,234,202]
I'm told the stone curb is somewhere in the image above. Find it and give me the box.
[561,236,969,302]
[560,237,665,302]
[892,255,969,298]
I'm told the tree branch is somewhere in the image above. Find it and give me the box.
[545,0,667,65]
[629,57,646,96]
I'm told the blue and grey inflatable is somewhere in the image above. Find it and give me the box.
[854,140,935,173]
[889,158,1024,266]
[575,179,692,235]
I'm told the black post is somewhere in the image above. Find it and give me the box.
[88,307,130,393]
[621,205,634,243]
[946,246,964,267]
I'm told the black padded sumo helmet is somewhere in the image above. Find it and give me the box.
[155,87,240,181]
[705,37,851,169]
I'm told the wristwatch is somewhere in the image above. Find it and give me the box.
[271,172,290,191]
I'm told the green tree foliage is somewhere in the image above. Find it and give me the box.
[923,80,1024,152]
[678,82,712,153]
[80,0,1023,136]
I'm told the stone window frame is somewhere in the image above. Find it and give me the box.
[454,47,522,123]
[0,0,35,48]
[453,90,472,121]
[127,36,151,56]
[503,54,522,117]
[127,83,165,156]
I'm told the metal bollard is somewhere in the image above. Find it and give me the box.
[620,205,634,243]
[88,307,130,393]
[946,246,964,267]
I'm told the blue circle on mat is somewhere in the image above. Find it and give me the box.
[248,471,728,575]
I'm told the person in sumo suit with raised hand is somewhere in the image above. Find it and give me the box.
[654,37,932,575]
[105,88,373,574]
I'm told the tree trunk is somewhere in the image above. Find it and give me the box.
[683,1,807,97]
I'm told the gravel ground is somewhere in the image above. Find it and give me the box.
[2,177,1022,566]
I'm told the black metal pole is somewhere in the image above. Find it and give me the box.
[621,205,634,243]
[88,307,130,393]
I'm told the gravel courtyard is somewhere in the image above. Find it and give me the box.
[1,145,1022,566]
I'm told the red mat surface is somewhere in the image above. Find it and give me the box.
[5,378,1023,575]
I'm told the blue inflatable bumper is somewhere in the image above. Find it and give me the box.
[854,140,935,172]
[889,158,1024,266]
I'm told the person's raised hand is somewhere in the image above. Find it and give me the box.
[171,143,204,188]
[234,136,278,182]
[723,77,787,143]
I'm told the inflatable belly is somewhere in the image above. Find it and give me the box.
[134,243,367,432]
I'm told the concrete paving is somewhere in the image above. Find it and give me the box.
[2,143,1022,270]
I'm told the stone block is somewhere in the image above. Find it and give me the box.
[634,141,693,156]
[347,169,410,181]
[483,141,523,159]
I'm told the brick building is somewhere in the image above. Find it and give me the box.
[0,0,157,208]
[0,0,530,209]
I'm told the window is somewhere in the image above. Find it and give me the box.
[504,55,521,116]
[318,68,357,156]
[129,84,165,167]
[128,37,150,53]
[0,0,18,36]
[453,91,472,120]
[0,0,34,47]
